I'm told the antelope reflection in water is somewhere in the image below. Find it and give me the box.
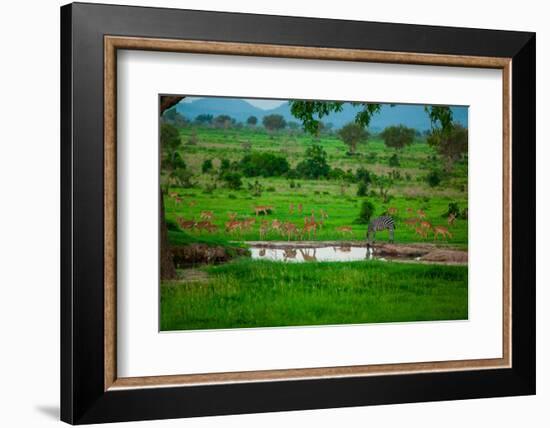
[283,248,297,261]
[299,248,317,262]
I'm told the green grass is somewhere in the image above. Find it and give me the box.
[160,258,468,331]
[165,126,468,246]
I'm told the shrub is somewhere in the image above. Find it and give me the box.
[295,144,330,179]
[266,186,276,192]
[357,181,368,197]
[201,159,213,174]
[389,153,400,167]
[328,167,345,180]
[248,180,264,197]
[289,180,296,189]
[221,172,243,190]
[239,152,290,177]
[355,200,375,224]
[202,183,216,194]
[426,170,442,187]
[355,167,371,184]
[227,194,237,199]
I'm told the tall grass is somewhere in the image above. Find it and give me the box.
[161,259,468,331]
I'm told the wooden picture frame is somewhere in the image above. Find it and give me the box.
[61,2,535,424]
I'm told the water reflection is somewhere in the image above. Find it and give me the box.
[250,245,378,263]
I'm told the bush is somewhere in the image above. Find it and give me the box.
[389,153,400,167]
[266,186,276,192]
[357,181,368,197]
[228,194,237,199]
[201,159,213,174]
[221,172,243,190]
[295,144,330,179]
[328,167,345,180]
[355,200,375,224]
[289,180,296,189]
[248,180,264,197]
[202,183,216,194]
[355,167,371,184]
[426,170,442,187]
[239,152,290,177]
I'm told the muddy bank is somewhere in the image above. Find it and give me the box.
[246,241,467,265]
[171,244,249,267]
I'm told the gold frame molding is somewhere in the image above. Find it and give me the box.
[104,35,512,391]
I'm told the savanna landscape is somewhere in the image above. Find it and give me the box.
[159,96,469,331]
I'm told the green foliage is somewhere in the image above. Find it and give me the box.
[162,108,189,127]
[213,115,234,129]
[355,200,375,224]
[248,180,264,197]
[380,125,415,151]
[195,114,213,125]
[295,144,330,179]
[239,152,290,177]
[427,124,468,172]
[201,159,213,174]
[388,154,400,167]
[246,115,258,126]
[221,171,243,190]
[338,122,369,155]
[289,101,381,135]
[426,170,442,187]
[160,123,189,189]
[262,114,286,131]
[357,181,368,197]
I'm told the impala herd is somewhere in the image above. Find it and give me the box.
[169,193,458,242]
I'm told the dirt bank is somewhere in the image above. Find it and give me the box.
[171,244,249,267]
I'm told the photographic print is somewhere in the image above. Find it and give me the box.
[159,95,469,331]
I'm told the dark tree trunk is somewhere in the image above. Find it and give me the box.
[159,95,184,280]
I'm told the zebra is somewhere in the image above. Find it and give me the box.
[367,216,395,244]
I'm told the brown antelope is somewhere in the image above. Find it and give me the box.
[303,218,318,240]
[173,196,183,205]
[433,226,453,241]
[271,219,283,236]
[336,226,353,236]
[387,207,398,215]
[297,203,303,215]
[289,203,294,215]
[414,226,428,239]
[404,218,419,228]
[406,207,414,214]
[176,216,196,230]
[282,222,299,241]
[259,220,270,239]
[169,192,179,199]
[417,209,426,218]
[299,248,317,262]
[448,213,457,227]
[200,210,214,220]
[254,205,273,216]
[225,220,242,234]
[227,212,238,221]
[420,220,432,230]
[195,220,216,233]
[241,217,255,231]
[188,200,197,207]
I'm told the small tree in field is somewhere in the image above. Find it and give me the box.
[427,123,468,172]
[338,122,369,155]
[201,159,213,174]
[355,200,375,224]
[247,115,258,126]
[262,114,286,132]
[296,144,330,179]
[380,125,416,151]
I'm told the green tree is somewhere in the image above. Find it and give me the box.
[338,122,369,155]
[213,115,233,129]
[296,144,330,179]
[427,123,468,172]
[201,159,214,174]
[262,114,286,132]
[355,200,375,224]
[380,125,416,151]
[247,115,258,126]
[160,123,188,189]
[195,114,213,125]
[221,172,243,190]
[239,152,290,177]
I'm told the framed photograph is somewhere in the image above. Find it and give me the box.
[61,2,535,424]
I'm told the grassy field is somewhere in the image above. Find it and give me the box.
[160,122,468,331]
[161,259,468,331]
[165,126,468,246]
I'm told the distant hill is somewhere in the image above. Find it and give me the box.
[176,97,468,131]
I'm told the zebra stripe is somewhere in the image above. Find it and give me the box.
[367,216,395,243]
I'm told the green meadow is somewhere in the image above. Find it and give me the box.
[160,110,469,331]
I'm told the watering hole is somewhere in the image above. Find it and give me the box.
[247,241,468,265]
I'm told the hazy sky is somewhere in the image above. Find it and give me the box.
[183,97,286,110]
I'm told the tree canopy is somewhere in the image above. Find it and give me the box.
[262,114,286,131]
[338,122,369,155]
[380,125,416,151]
[247,115,258,126]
